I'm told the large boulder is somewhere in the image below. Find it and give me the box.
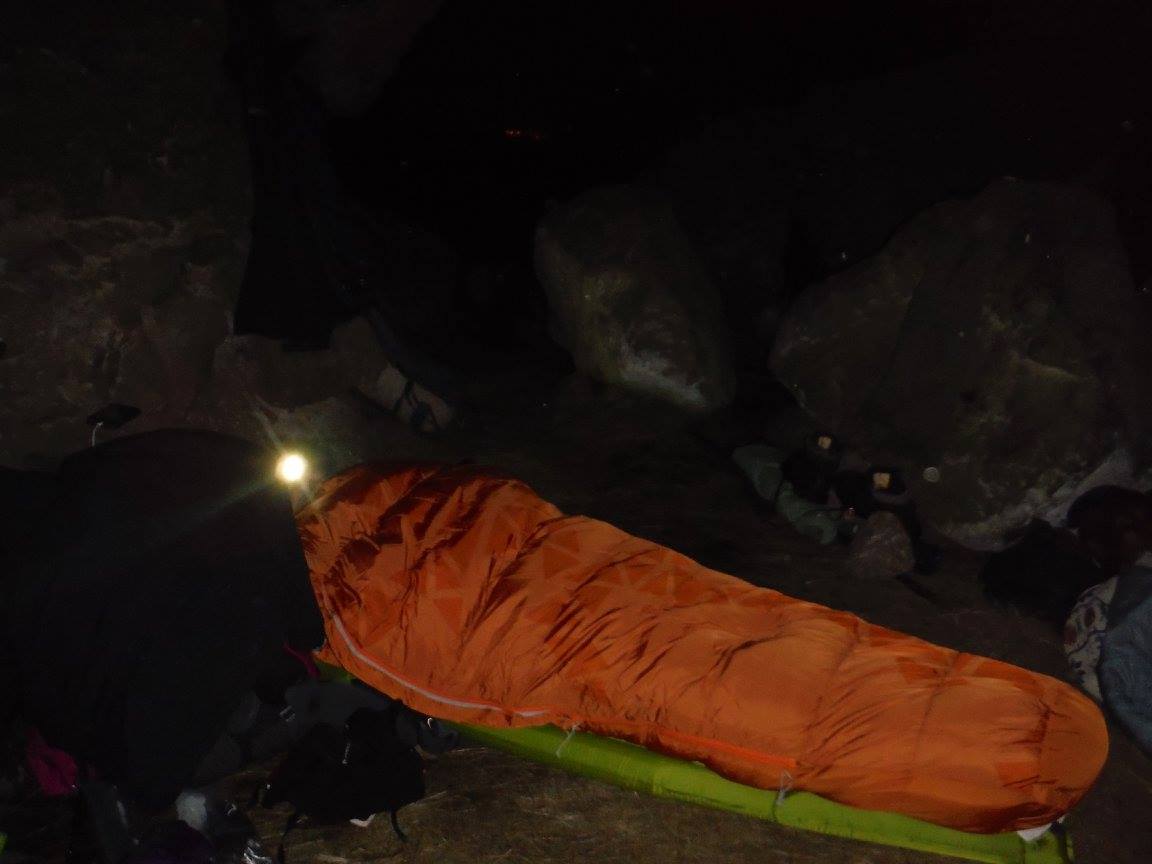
[0,1,250,467]
[772,179,1152,549]
[0,2,449,470]
[847,512,915,581]
[534,186,736,413]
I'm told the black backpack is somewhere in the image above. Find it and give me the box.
[259,706,425,861]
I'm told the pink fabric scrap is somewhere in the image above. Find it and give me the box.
[25,727,79,797]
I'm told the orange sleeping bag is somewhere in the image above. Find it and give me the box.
[297,463,1107,833]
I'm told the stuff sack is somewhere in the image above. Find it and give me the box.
[732,445,842,544]
[260,707,424,858]
[781,434,843,504]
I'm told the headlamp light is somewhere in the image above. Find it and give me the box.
[275,452,308,484]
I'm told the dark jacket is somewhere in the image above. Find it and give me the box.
[2,429,323,810]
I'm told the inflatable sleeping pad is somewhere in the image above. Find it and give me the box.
[297,464,1107,835]
[454,722,1073,864]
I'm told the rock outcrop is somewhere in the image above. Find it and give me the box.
[772,179,1152,548]
[847,512,915,581]
[0,1,250,466]
[534,186,736,413]
[0,1,451,470]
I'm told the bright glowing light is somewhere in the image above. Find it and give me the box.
[276,452,308,484]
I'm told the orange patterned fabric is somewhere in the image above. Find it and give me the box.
[298,463,1107,833]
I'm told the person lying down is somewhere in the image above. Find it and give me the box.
[0,432,1110,857]
[298,460,1108,836]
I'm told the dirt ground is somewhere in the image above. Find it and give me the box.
[238,745,956,864]
[3,373,1149,862]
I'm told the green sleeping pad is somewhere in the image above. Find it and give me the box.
[451,722,1072,864]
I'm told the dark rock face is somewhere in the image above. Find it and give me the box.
[231,0,463,350]
[534,186,736,413]
[0,1,250,467]
[0,1,452,470]
[657,121,796,357]
[780,49,1085,275]
[272,0,446,118]
[772,179,1152,549]
[655,41,1151,377]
